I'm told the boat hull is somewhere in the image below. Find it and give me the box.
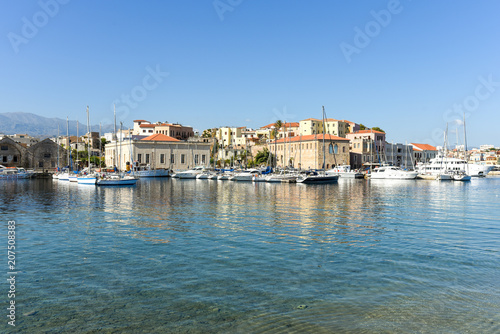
[77,177,97,185]
[97,178,138,186]
[297,175,339,184]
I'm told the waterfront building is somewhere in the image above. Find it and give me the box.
[480,144,495,151]
[324,118,349,137]
[342,120,360,134]
[273,134,350,169]
[8,133,39,147]
[132,120,194,140]
[385,142,415,169]
[299,118,323,136]
[28,139,67,171]
[410,143,437,163]
[298,118,349,138]
[0,137,28,167]
[346,130,386,169]
[216,126,244,147]
[0,136,67,170]
[104,133,211,171]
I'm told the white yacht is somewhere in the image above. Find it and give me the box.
[176,166,205,179]
[264,170,298,183]
[416,155,493,177]
[370,166,418,179]
[196,170,217,179]
[326,165,364,179]
[229,169,261,181]
[0,166,35,179]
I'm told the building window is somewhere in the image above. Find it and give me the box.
[137,154,142,163]
[44,153,51,158]
[13,156,18,163]
[201,154,206,164]
[194,154,199,165]
[181,154,185,164]
[2,156,6,162]
[38,161,43,168]
[1,146,7,151]
[171,154,175,164]
[160,154,165,164]
[146,154,150,164]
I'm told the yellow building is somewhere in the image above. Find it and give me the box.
[273,134,350,170]
[216,127,243,147]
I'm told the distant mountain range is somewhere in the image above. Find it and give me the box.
[0,112,116,138]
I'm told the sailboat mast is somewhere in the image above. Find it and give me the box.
[113,104,117,169]
[86,106,90,171]
[119,121,123,172]
[463,113,468,173]
[76,119,79,171]
[67,116,70,170]
[99,122,102,171]
[57,123,60,171]
[322,106,326,171]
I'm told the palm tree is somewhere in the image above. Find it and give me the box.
[273,120,282,168]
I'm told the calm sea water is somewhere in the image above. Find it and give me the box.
[1,176,500,333]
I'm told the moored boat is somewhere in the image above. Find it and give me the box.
[370,166,418,179]
[326,165,364,179]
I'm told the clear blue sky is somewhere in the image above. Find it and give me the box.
[2,0,500,147]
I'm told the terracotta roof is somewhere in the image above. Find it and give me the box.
[353,130,385,134]
[341,120,355,124]
[301,118,322,122]
[324,118,341,122]
[411,143,437,151]
[141,133,180,142]
[275,134,349,143]
[261,122,300,129]
[133,119,148,122]
[139,124,156,128]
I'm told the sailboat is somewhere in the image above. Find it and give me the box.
[453,114,471,181]
[97,120,138,186]
[58,117,71,181]
[78,106,97,185]
[297,106,339,184]
[435,124,453,180]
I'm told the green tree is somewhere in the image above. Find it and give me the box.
[359,124,367,130]
[371,127,385,133]
[254,148,271,165]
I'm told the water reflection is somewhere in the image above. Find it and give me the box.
[2,177,499,333]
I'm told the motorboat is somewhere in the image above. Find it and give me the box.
[97,173,138,186]
[326,165,364,179]
[370,166,418,179]
[0,166,35,179]
[296,170,339,184]
[217,172,233,180]
[265,170,298,183]
[196,170,217,179]
[229,169,261,181]
[252,174,267,182]
[176,166,205,179]
[133,164,169,178]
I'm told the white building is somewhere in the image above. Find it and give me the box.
[105,133,211,171]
